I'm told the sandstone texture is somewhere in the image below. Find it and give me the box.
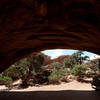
[0,0,100,72]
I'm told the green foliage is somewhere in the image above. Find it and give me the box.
[50,62,63,70]
[32,70,50,84]
[34,53,44,65]
[72,51,89,64]
[86,59,100,74]
[63,50,89,69]
[26,53,44,73]
[20,53,45,87]
[0,76,12,86]
[63,56,76,69]
[71,64,87,76]
[2,53,44,83]
[2,62,27,80]
[0,50,94,87]
[48,62,67,84]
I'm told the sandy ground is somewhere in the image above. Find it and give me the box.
[0,80,94,91]
[10,80,94,91]
[1,81,100,100]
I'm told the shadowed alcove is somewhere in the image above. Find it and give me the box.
[0,0,100,73]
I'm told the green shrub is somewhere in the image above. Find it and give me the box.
[48,62,67,84]
[86,59,100,75]
[71,64,87,76]
[32,70,50,84]
[63,51,89,69]
[2,65,26,80]
[0,76,12,86]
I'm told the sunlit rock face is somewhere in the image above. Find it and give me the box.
[0,0,100,72]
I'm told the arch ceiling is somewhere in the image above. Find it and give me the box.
[0,0,100,72]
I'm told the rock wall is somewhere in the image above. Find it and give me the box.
[0,0,100,72]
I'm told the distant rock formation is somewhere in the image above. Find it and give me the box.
[42,53,70,66]
[41,53,52,66]
[51,55,70,63]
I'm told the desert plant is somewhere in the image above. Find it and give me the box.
[0,75,12,87]
[1,53,45,88]
[63,51,89,69]
[71,64,87,76]
[2,64,26,80]
[86,59,100,75]
[31,70,50,85]
[20,53,45,88]
[48,62,67,84]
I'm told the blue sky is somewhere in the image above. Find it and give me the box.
[42,49,100,59]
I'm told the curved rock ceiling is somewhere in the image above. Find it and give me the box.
[0,0,100,72]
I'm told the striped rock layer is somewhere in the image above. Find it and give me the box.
[0,0,100,72]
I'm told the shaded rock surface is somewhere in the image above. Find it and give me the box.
[0,0,100,72]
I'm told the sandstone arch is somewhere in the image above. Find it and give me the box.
[0,0,100,72]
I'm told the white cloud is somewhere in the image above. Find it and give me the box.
[42,49,100,60]
[90,54,100,60]
[51,49,64,59]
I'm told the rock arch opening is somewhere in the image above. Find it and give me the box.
[0,0,100,99]
[0,49,100,91]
